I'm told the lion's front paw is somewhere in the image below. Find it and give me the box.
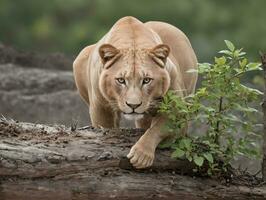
[127,142,155,169]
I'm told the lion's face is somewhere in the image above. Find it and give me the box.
[98,44,170,120]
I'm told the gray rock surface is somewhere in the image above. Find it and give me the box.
[0,51,90,126]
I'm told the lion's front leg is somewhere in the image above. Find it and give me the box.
[90,104,120,128]
[127,115,170,169]
[135,114,152,130]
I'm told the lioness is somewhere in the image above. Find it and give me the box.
[73,16,197,169]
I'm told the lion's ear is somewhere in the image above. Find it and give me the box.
[149,44,170,68]
[99,44,121,68]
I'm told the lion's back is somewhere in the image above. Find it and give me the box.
[144,21,198,94]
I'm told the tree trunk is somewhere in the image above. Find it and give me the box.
[0,119,265,200]
[261,53,266,181]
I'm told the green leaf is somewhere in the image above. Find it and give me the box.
[224,40,235,51]
[182,138,192,150]
[246,63,262,71]
[158,141,173,149]
[238,51,246,56]
[242,107,258,112]
[219,50,233,56]
[240,84,263,95]
[198,63,211,73]
[239,58,247,67]
[193,155,204,167]
[215,56,226,65]
[204,107,216,113]
[233,49,241,57]
[171,148,185,158]
[224,114,245,123]
[203,153,214,164]
[187,155,193,162]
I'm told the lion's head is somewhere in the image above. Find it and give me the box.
[98,44,171,120]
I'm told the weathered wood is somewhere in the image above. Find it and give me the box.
[261,53,266,181]
[0,119,265,200]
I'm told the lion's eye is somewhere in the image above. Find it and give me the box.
[116,78,126,84]
[143,77,152,85]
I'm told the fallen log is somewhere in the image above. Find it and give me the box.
[0,119,265,200]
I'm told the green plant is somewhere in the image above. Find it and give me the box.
[159,40,263,175]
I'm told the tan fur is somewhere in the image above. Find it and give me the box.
[73,16,198,168]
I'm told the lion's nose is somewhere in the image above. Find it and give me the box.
[126,101,142,109]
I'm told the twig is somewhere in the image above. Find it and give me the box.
[214,97,223,144]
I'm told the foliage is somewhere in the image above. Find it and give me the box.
[159,41,263,175]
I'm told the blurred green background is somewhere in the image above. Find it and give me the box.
[0,0,265,62]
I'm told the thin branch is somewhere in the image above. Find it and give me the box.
[214,96,223,144]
